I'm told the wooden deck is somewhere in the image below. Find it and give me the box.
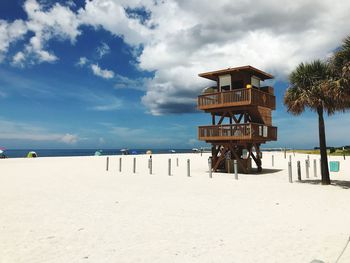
[198,88,275,110]
[198,123,277,142]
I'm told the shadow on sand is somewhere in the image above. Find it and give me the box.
[298,179,350,189]
[214,168,283,175]
[250,168,283,175]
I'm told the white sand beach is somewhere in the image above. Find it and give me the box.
[1,152,350,263]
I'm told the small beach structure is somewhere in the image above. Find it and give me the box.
[0,149,7,159]
[120,149,129,155]
[27,151,38,158]
[94,150,102,156]
[197,66,277,173]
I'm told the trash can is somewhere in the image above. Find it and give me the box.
[329,161,340,172]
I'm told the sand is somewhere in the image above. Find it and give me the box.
[0,152,350,263]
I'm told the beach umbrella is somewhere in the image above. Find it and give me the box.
[0,151,6,159]
[120,149,129,155]
[27,151,38,158]
[131,150,138,155]
[169,149,176,153]
[192,148,199,152]
[146,150,152,154]
[94,150,102,156]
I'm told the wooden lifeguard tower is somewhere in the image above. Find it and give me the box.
[197,66,277,173]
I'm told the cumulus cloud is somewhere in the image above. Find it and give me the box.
[137,0,350,115]
[0,19,27,62]
[77,0,152,46]
[13,0,81,65]
[11,51,26,67]
[91,63,115,79]
[1,0,350,114]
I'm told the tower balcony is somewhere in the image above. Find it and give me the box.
[198,88,275,111]
[198,123,277,142]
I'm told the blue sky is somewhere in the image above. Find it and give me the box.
[0,0,350,149]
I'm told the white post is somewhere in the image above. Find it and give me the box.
[234,160,238,180]
[297,161,301,181]
[168,158,171,176]
[305,159,309,179]
[208,157,212,178]
[187,159,190,177]
[288,161,292,183]
[313,159,317,177]
[149,157,152,175]
[133,158,136,174]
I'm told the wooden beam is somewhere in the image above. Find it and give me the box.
[212,147,227,171]
[250,143,262,172]
[229,145,248,173]
[237,113,244,123]
[217,113,226,125]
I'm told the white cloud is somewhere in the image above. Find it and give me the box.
[0,19,27,62]
[11,51,26,67]
[114,74,147,91]
[91,63,114,79]
[96,42,110,58]
[0,119,80,144]
[67,89,123,111]
[91,98,122,111]
[77,0,151,46]
[2,0,350,114]
[11,0,82,65]
[61,133,78,144]
[76,56,88,66]
[137,0,350,115]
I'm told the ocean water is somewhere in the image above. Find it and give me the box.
[2,149,195,158]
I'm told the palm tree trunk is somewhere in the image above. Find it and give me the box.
[317,106,331,185]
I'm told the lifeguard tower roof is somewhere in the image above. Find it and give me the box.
[198,65,274,81]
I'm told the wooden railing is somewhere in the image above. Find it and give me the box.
[198,123,277,141]
[198,88,275,110]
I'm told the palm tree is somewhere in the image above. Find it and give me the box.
[333,35,350,105]
[284,60,337,185]
[331,35,350,90]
